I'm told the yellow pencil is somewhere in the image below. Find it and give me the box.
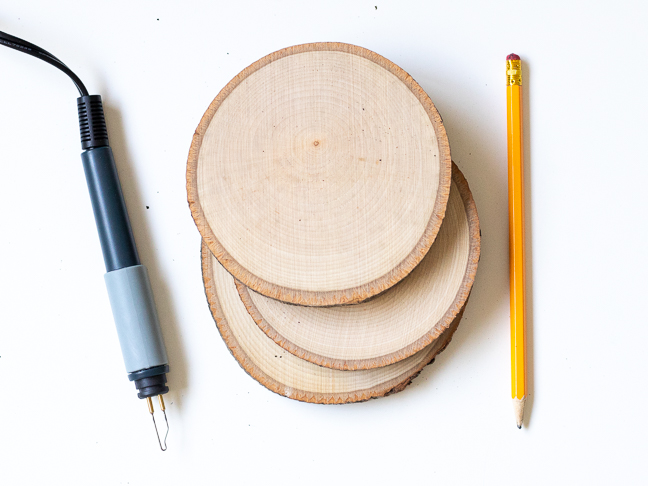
[506,53,526,429]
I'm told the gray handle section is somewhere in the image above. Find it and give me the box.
[104,265,168,373]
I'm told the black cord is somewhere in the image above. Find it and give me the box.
[0,29,109,151]
[0,30,89,96]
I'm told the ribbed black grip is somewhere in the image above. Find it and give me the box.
[77,94,109,150]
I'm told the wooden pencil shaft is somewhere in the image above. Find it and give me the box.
[507,83,526,400]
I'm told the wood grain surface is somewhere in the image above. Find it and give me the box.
[237,163,480,370]
[188,43,451,306]
[202,242,465,403]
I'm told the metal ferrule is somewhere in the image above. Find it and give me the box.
[506,59,522,86]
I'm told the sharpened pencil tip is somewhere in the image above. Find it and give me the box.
[512,396,526,430]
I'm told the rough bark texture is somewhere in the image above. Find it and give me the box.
[202,243,468,404]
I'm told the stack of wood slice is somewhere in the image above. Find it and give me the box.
[188,43,480,404]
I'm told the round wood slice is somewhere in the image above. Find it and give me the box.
[188,43,451,306]
[202,242,466,404]
[237,163,480,370]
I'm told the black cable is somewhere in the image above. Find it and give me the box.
[0,30,89,96]
[0,30,62,63]
[1,29,111,150]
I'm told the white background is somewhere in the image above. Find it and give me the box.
[1,1,646,484]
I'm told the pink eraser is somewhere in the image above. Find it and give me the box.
[507,53,520,61]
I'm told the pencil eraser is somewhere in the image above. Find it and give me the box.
[507,53,520,60]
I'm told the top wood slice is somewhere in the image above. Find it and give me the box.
[188,43,451,306]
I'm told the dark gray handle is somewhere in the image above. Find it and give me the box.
[81,146,140,272]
